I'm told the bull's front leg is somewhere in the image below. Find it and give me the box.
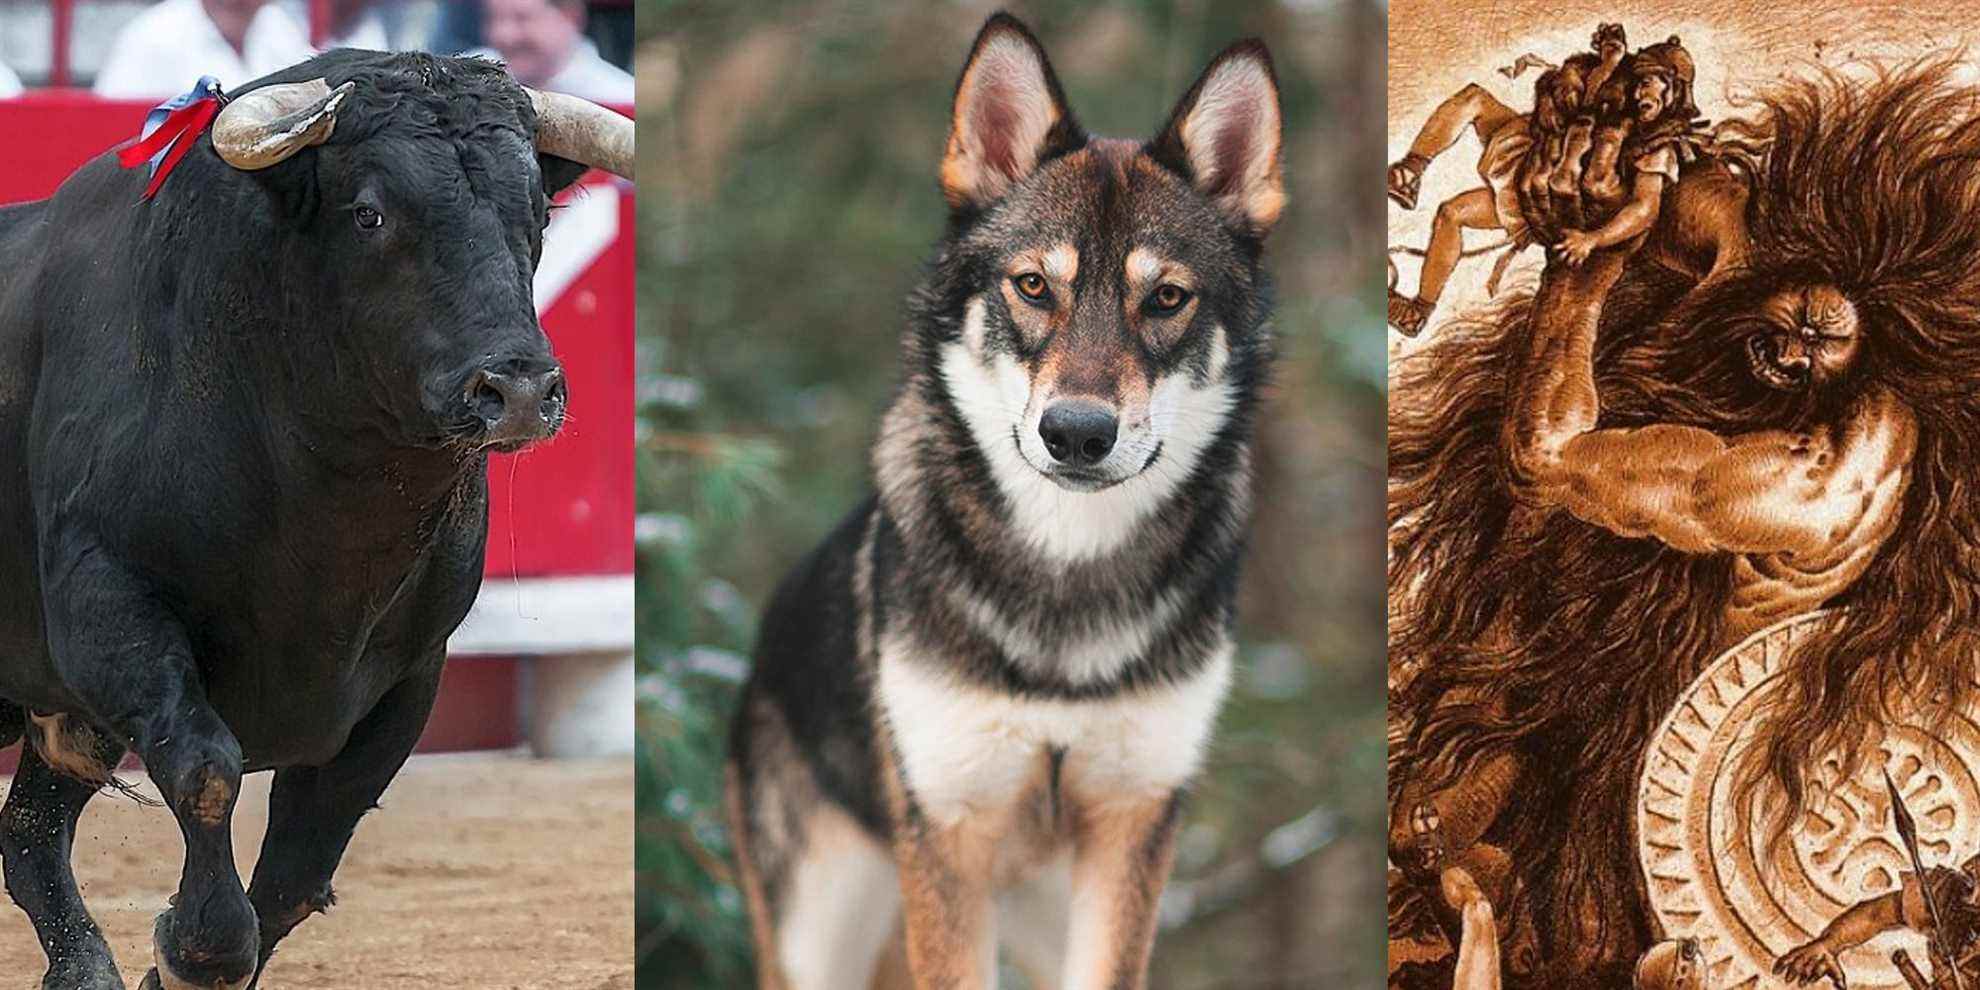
[39,543,258,990]
[239,671,440,987]
[1,726,129,990]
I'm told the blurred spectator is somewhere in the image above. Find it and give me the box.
[0,60,19,99]
[474,0,627,104]
[93,0,314,99]
[427,0,483,59]
[311,0,390,49]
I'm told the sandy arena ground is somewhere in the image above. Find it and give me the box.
[0,752,632,988]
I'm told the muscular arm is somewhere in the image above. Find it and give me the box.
[1502,259,1916,556]
[1819,891,1906,950]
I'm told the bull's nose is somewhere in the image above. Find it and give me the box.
[466,365,568,445]
[1039,400,1118,467]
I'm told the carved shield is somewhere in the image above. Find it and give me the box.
[1638,610,1980,990]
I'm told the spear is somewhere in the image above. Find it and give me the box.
[1888,769,1967,990]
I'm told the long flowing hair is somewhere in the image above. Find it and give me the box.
[1389,57,1980,967]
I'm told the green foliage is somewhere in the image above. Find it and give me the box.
[636,2,1387,986]
[634,337,774,986]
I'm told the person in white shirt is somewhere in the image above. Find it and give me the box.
[475,0,630,106]
[93,0,316,100]
[0,60,22,99]
[284,0,390,51]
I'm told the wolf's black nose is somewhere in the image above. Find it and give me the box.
[1039,401,1118,466]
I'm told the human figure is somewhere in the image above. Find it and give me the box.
[474,0,630,105]
[1555,38,1700,265]
[1777,853,1980,989]
[1390,55,1980,990]
[1633,940,1710,990]
[1385,28,1700,337]
[1402,801,1708,990]
[298,0,392,50]
[93,0,315,99]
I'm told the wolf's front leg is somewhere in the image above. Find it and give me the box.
[1060,792,1183,990]
[894,815,1001,990]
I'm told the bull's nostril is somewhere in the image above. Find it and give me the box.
[467,372,508,424]
[467,361,564,445]
[473,376,510,419]
[541,375,569,424]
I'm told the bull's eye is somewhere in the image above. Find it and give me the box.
[353,206,384,231]
[1148,284,1193,315]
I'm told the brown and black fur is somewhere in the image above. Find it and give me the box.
[728,12,1286,989]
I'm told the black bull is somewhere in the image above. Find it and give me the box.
[0,50,627,989]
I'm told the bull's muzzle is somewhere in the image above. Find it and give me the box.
[465,364,568,449]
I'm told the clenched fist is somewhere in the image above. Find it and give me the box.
[1517,114,1635,247]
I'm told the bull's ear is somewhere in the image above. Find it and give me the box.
[540,154,588,197]
[1149,40,1285,238]
[940,13,1085,211]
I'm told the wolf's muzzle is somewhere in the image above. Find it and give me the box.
[1039,400,1118,467]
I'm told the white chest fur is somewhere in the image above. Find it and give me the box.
[875,633,1233,829]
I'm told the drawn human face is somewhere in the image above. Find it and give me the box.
[1635,72,1671,121]
[1746,285,1862,391]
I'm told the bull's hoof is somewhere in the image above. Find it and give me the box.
[148,908,256,990]
[139,964,250,990]
[42,949,127,990]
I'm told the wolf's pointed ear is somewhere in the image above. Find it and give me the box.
[940,13,1085,210]
[1150,40,1285,238]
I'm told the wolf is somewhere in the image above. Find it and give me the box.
[723,12,1285,990]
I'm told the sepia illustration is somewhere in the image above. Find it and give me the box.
[1389,3,1980,988]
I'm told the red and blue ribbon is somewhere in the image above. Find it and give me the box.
[116,76,226,200]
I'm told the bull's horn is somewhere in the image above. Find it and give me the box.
[211,79,354,170]
[525,88,633,179]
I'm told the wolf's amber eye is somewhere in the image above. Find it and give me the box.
[1012,273,1049,302]
[1149,284,1192,314]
